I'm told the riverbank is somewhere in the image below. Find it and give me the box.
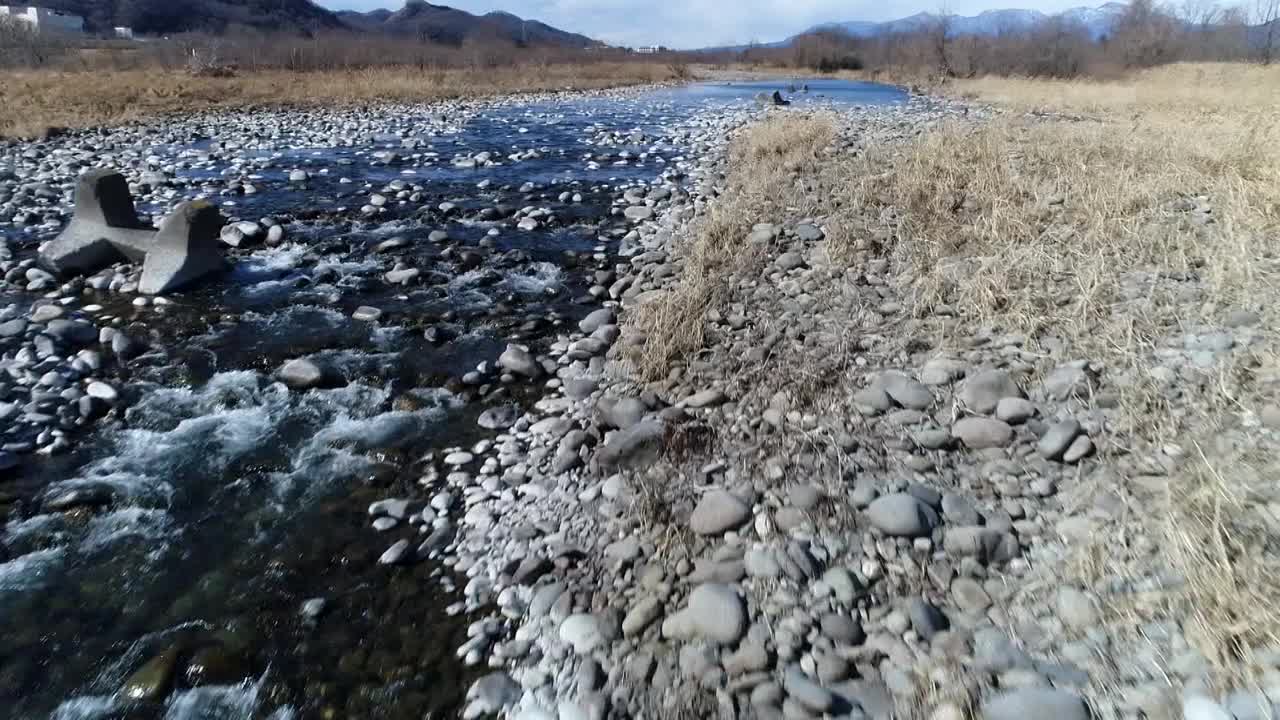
[0,62,676,140]
[436,61,1279,718]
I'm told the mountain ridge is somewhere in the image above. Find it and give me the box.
[25,0,593,46]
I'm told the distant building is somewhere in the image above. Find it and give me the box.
[113,26,133,39]
[0,5,85,34]
[633,45,668,54]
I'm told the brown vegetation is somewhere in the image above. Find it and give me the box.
[626,115,836,381]
[649,61,1278,684]
[0,62,673,139]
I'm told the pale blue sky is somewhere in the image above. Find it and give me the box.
[316,0,1122,49]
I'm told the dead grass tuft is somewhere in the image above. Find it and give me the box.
[835,61,1280,684]
[626,113,836,381]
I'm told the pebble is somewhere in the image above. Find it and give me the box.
[689,490,751,535]
[662,583,747,644]
[981,688,1089,720]
[953,417,1015,449]
[866,493,939,537]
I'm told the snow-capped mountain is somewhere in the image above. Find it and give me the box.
[810,3,1127,42]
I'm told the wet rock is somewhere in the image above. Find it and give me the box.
[121,647,182,702]
[278,358,333,390]
[378,539,412,565]
[478,405,520,430]
[184,644,247,687]
[352,306,382,322]
[690,490,751,535]
[498,343,542,378]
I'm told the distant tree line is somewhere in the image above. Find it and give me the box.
[701,0,1280,79]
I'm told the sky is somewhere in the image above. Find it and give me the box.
[315,0,1122,49]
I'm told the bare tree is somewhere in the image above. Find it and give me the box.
[1180,0,1223,28]
[927,3,954,77]
[1258,0,1280,64]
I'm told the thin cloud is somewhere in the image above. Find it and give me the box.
[315,0,1128,49]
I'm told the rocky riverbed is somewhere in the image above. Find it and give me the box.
[0,78,917,719]
[354,84,1277,720]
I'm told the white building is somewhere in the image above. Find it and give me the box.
[113,26,133,39]
[633,46,666,55]
[0,5,85,34]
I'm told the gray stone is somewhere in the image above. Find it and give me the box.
[1063,435,1094,464]
[882,372,934,410]
[953,417,1015,449]
[599,396,646,430]
[559,614,606,654]
[624,205,654,222]
[595,420,664,469]
[982,688,1088,720]
[352,306,382,322]
[908,599,949,640]
[945,527,1018,564]
[795,224,824,241]
[1055,587,1097,630]
[498,344,542,378]
[278,358,330,390]
[478,405,519,430]
[951,577,992,613]
[866,494,939,537]
[819,613,864,645]
[661,583,747,645]
[467,672,521,715]
[683,389,727,408]
[783,667,833,713]
[579,308,615,334]
[725,641,770,675]
[690,490,751,535]
[960,369,1022,414]
[996,397,1036,424]
[1038,419,1082,460]
[622,597,662,637]
[1043,364,1093,401]
[378,539,411,565]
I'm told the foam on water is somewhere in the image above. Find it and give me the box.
[0,547,65,594]
[50,673,290,720]
[505,261,564,295]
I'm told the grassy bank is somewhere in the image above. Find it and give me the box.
[0,62,674,139]
[632,61,1278,686]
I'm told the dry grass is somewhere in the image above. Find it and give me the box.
[626,113,836,381]
[841,66,1279,366]
[832,62,1280,685]
[0,62,674,139]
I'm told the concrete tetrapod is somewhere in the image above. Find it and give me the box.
[40,169,227,295]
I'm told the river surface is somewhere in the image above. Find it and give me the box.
[0,79,906,720]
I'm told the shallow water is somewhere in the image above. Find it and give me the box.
[0,79,906,719]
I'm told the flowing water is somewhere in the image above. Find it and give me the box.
[0,80,907,720]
